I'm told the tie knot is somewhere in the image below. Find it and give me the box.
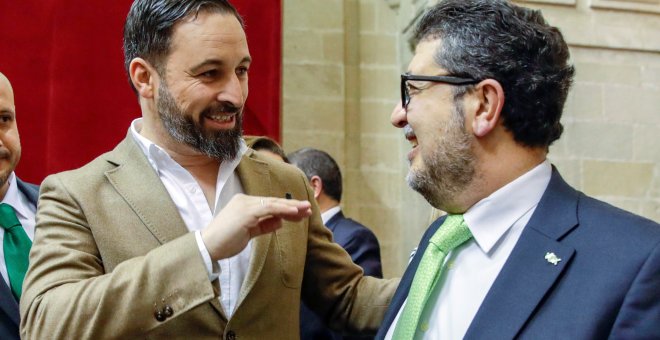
[429,214,472,253]
[0,203,21,230]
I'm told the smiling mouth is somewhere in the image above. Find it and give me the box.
[207,113,236,123]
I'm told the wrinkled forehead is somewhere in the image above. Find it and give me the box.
[407,38,446,75]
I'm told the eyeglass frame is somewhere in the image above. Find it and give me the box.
[400,74,479,110]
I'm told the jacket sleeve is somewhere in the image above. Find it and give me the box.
[609,240,660,339]
[299,172,399,335]
[19,174,216,339]
[341,226,383,278]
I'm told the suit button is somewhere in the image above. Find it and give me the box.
[163,305,174,317]
[226,330,236,340]
[154,311,166,322]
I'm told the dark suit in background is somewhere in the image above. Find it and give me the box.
[302,211,383,340]
[0,178,38,340]
[377,170,660,339]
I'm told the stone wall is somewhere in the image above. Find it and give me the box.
[281,0,660,277]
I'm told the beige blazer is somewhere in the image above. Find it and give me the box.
[20,134,398,339]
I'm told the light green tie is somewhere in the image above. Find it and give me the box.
[0,203,32,300]
[393,214,473,339]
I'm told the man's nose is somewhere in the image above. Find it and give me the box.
[390,101,407,128]
[217,74,245,107]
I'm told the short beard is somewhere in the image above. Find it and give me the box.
[406,102,476,210]
[0,148,18,192]
[157,81,243,162]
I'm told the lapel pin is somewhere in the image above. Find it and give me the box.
[545,252,561,266]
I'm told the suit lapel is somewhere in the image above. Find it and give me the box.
[464,169,579,339]
[103,136,190,244]
[234,150,274,309]
[376,216,447,339]
[103,135,228,318]
[0,277,19,327]
[16,178,39,205]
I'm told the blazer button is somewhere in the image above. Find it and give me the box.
[226,330,236,340]
[154,311,166,322]
[163,305,174,317]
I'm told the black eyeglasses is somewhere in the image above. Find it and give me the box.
[401,74,479,110]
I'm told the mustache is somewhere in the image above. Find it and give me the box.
[202,102,242,117]
[403,124,415,139]
[0,148,10,159]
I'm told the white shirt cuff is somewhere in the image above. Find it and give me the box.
[194,231,220,281]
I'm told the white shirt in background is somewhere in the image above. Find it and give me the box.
[0,172,37,287]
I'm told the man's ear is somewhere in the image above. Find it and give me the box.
[129,58,158,99]
[472,79,505,137]
[309,176,323,200]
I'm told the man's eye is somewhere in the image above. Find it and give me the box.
[236,66,249,76]
[0,116,11,123]
[406,83,420,95]
[199,70,218,78]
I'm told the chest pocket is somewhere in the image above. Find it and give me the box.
[274,220,308,288]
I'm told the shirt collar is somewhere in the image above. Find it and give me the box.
[1,172,32,219]
[464,160,552,254]
[129,118,248,174]
[321,205,341,225]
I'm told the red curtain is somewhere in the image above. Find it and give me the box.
[0,0,281,185]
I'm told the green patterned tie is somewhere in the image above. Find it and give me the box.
[0,203,32,300]
[393,214,473,339]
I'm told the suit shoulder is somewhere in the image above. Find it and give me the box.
[250,151,308,183]
[578,193,660,243]
[334,217,378,238]
[41,149,119,189]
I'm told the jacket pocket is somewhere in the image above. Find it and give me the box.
[274,221,307,288]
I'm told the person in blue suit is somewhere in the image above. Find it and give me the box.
[377,1,660,339]
[289,147,383,340]
[0,72,39,340]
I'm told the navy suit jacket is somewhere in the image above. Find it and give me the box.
[377,169,660,339]
[301,211,383,340]
[0,178,39,340]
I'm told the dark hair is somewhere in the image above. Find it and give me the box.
[244,135,289,163]
[414,0,575,147]
[123,0,243,93]
[288,148,342,202]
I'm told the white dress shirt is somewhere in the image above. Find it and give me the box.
[321,205,341,225]
[386,160,552,340]
[130,119,250,317]
[0,172,37,287]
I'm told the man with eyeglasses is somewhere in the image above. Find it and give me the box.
[378,1,660,339]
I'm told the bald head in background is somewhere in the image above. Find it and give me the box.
[0,72,38,340]
[0,73,22,200]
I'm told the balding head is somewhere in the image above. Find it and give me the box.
[0,72,21,199]
[0,73,13,98]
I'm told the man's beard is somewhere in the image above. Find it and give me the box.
[0,147,18,192]
[406,104,476,210]
[157,82,243,162]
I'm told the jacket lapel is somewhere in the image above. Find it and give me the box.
[102,135,227,318]
[103,136,189,244]
[464,169,579,339]
[0,277,19,327]
[375,215,447,339]
[234,150,274,309]
[16,178,39,205]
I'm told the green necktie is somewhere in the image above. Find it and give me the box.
[393,214,473,339]
[0,203,32,300]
